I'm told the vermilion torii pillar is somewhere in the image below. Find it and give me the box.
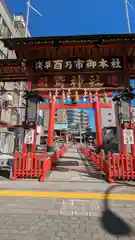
[93,96,103,147]
[46,96,56,152]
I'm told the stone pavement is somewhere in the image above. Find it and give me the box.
[0,195,135,240]
[48,144,105,183]
[0,145,135,239]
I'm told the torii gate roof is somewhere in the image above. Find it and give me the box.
[2,33,135,47]
[2,33,135,60]
[1,33,135,82]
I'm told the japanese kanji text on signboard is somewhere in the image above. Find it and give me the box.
[34,57,123,72]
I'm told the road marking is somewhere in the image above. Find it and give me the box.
[70,200,74,205]
[0,190,134,201]
[60,199,65,215]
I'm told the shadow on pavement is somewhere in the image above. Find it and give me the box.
[52,167,69,172]
[55,160,79,166]
[100,185,134,236]
[80,173,104,180]
[60,156,81,160]
[117,181,135,187]
[52,166,104,181]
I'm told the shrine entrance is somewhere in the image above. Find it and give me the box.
[1,34,135,156]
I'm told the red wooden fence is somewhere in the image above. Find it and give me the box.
[79,147,135,183]
[11,152,51,181]
[11,144,67,181]
[79,148,105,171]
[106,152,135,183]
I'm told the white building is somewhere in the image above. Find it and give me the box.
[67,109,81,129]
[0,2,31,153]
[67,109,89,131]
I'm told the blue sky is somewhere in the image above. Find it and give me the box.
[5,0,135,131]
[5,0,135,36]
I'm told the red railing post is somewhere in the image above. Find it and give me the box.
[47,98,56,153]
[11,152,18,180]
[40,152,47,182]
[100,150,105,170]
[121,154,125,180]
[105,152,115,183]
[130,155,134,180]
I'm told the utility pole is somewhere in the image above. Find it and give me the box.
[124,0,131,33]
[25,0,42,37]
[124,0,135,33]
[20,1,42,130]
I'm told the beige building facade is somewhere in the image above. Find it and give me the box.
[55,109,67,123]
[44,108,68,132]
[0,2,30,153]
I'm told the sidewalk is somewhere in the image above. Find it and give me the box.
[0,188,134,240]
[0,146,135,239]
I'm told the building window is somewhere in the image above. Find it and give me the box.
[108,113,111,116]
[108,119,112,122]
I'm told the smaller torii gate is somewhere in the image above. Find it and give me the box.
[39,92,112,152]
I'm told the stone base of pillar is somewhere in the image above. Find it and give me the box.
[46,145,55,153]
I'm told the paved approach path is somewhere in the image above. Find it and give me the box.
[48,144,105,183]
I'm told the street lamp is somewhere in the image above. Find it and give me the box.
[23,91,44,125]
[22,91,44,152]
[112,87,135,154]
[112,87,135,124]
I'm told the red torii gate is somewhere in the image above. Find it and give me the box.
[1,34,135,154]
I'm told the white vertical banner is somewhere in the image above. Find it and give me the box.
[24,129,34,144]
[123,129,134,144]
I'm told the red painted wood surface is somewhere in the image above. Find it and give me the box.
[11,144,67,181]
[40,102,112,109]
[79,147,135,183]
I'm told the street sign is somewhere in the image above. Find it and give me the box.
[24,129,34,144]
[123,129,134,144]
